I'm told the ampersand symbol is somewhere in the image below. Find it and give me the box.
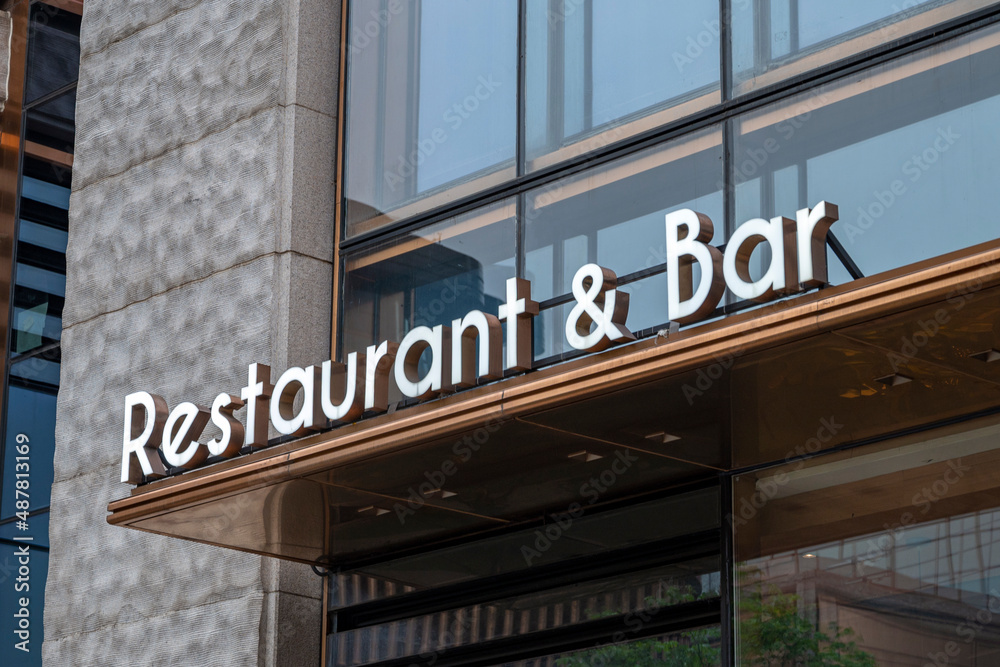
[565,264,636,353]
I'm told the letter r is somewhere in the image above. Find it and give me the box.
[122,392,168,484]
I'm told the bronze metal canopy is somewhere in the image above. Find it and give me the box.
[107,241,1000,567]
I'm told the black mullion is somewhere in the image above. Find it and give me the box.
[719,474,736,666]
[23,81,76,112]
[723,118,736,312]
[516,0,527,178]
[338,0,352,245]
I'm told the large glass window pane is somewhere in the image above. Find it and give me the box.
[731,0,994,96]
[735,421,1000,665]
[344,0,517,236]
[524,128,723,362]
[733,23,1000,280]
[526,0,720,172]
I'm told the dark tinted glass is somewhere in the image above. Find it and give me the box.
[329,561,720,666]
[25,88,77,154]
[493,626,722,667]
[25,3,81,103]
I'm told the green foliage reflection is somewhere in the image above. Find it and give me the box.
[549,577,877,667]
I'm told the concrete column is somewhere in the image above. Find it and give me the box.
[43,1,341,665]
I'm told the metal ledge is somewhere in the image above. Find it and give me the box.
[107,240,1000,564]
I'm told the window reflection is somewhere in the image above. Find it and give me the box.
[524,128,723,361]
[330,563,720,666]
[733,23,1000,279]
[735,421,1000,665]
[731,0,994,95]
[341,200,516,403]
[344,0,517,236]
[494,627,722,667]
[525,0,720,171]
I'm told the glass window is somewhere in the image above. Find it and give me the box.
[24,3,80,104]
[524,128,723,361]
[329,488,720,607]
[525,0,720,171]
[731,0,995,96]
[735,421,1000,665]
[25,88,77,155]
[327,488,721,667]
[344,0,517,236]
[495,626,722,667]
[733,23,1000,280]
[341,200,516,403]
[329,562,720,666]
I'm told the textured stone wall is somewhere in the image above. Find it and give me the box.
[43,1,340,665]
